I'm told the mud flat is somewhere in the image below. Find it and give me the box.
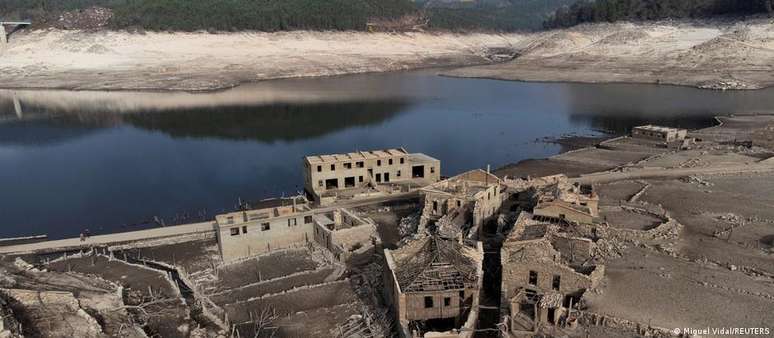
[0,30,521,91]
[445,19,774,90]
[564,115,774,334]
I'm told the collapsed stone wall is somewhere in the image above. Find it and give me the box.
[0,288,104,337]
[551,234,595,263]
[0,293,22,338]
[583,200,681,259]
[577,311,679,338]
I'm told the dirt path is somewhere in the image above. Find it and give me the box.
[0,192,418,254]
[573,162,774,184]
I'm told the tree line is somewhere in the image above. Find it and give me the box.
[1,0,416,31]
[426,0,577,31]
[4,0,771,32]
[1,0,574,32]
[544,0,774,28]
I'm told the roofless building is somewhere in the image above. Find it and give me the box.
[303,148,440,204]
[383,236,484,337]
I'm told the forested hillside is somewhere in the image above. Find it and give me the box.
[2,0,571,32]
[544,0,774,28]
[1,0,416,31]
[423,0,577,31]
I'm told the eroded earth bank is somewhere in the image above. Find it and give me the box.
[2,18,774,91]
[445,18,774,90]
[0,30,520,91]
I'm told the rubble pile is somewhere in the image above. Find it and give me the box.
[681,175,714,187]
[712,213,748,239]
[0,294,22,338]
[398,212,421,242]
[333,306,393,338]
[0,258,147,338]
[697,79,752,90]
[577,311,679,338]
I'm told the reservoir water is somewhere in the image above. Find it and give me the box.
[2,70,774,239]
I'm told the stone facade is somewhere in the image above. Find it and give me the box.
[215,197,375,262]
[500,212,605,334]
[383,236,484,338]
[312,209,381,263]
[532,176,598,225]
[303,148,440,204]
[533,201,594,225]
[420,169,503,238]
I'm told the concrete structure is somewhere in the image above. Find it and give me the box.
[0,21,31,44]
[215,196,377,262]
[303,148,440,205]
[0,221,215,255]
[533,176,598,225]
[632,125,687,142]
[501,212,604,335]
[313,208,381,264]
[419,169,503,239]
[383,236,484,338]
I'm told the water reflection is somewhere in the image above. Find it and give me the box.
[562,83,774,133]
[2,71,774,239]
[122,101,410,142]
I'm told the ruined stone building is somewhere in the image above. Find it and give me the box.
[532,176,599,225]
[500,212,604,336]
[632,125,687,142]
[383,236,484,338]
[215,196,377,262]
[419,169,503,239]
[303,148,441,205]
[312,208,381,265]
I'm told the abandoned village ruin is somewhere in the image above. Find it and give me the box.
[2,119,774,338]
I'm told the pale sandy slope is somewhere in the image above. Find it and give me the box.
[2,19,773,92]
[0,30,523,91]
[446,18,774,90]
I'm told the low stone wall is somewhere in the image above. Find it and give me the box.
[577,311,679,338]
[177,266,229,330]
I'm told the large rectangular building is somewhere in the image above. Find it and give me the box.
[632,125,687,142]
[303,148,441,203]
[215,196,377,263]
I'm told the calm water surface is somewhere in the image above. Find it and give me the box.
[2,70,774,239]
